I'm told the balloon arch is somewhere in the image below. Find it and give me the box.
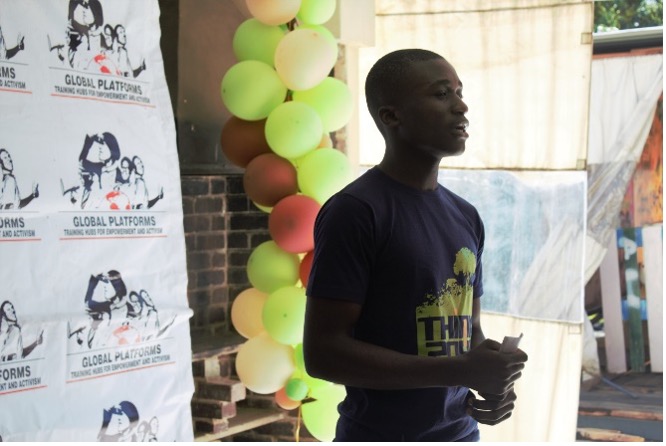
[220,0,354,441]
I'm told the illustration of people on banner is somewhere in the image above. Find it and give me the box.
[0,25,25,61]
[0,301,44,362]
[46,0,147,78]
[0,148,39,210]
[68,270,174,351]
[98,400,160,442]
[61,132,163,210]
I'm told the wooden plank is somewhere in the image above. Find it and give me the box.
[642,225,663,373]
[191,331,246,361]
[577,427,645,442]
[194,407,285,442]
[600,234,627,373]
[619,228,645,372]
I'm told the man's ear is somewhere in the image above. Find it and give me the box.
[378,106,400,128]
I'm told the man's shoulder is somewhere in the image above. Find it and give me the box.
[334,167,387,200]
[440,185,479,214]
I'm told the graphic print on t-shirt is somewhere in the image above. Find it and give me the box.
[416,247,476,357]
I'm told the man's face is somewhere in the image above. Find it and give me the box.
[389,58,469,159]
[0,151,13,172]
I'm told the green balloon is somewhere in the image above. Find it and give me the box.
[285,377,309,401]
[293,77,353,132]
[297,148,353,204]
[265,101,322,159]
[247,241,300,293]
[262,286,307,345]
[294,343,306,372]
[302,385,346,442]
[302,371,331,394]
[221,60,287,121]
[233,19,286,67]
[297,0,336,25]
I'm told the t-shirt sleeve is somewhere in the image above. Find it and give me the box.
[306,193,375,305]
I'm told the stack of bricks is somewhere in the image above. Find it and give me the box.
[191,355,246,436]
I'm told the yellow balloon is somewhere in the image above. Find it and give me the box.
[236,332,295,394]
[246,0,302,26]
[231,288,268,339]
[296,24,338,67]
[274,28,337,91]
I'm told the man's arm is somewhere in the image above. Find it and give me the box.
[303,296,526,395]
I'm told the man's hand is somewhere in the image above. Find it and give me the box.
[467,390,517,426]
[461,339,528,395]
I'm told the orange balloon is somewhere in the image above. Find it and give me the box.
[275,386,301,410]
[231,288,268,339]
[243,153,298,207]
[299,250,314,288]
[220,116,272,168]
[269,195,321,253]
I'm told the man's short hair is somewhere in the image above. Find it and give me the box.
[365,49,443,127]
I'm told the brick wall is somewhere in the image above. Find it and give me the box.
[181,173,317,441]
[182,173,269,337]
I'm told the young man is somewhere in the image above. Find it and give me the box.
[303,49,529,441]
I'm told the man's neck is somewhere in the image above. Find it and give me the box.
[378,154,441,191]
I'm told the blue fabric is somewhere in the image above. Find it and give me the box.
[307,167,484,440]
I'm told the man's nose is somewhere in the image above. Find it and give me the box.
[452,97,468,114]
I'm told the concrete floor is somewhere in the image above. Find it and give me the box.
[577,372,663,442]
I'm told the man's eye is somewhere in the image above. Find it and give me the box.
[435,90,448,98]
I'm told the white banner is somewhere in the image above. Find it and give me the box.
[0,0,194,441]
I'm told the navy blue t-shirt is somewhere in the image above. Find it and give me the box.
[306,167,485,440]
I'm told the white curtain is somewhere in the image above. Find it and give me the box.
[585,54,663,282]
[356,0,593,170]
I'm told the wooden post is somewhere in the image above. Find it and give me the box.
[642,224,663,372]
[619,228,645,372]
[600,232,627,373]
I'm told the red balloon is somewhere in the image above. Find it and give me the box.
[269,195,321,253]
[300,251,314,288]
[220,116,272,168]
[243,153,298,207]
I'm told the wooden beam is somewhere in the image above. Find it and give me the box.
[620,228,646,372]
[599,233,627,373]
[642,224,663,372]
